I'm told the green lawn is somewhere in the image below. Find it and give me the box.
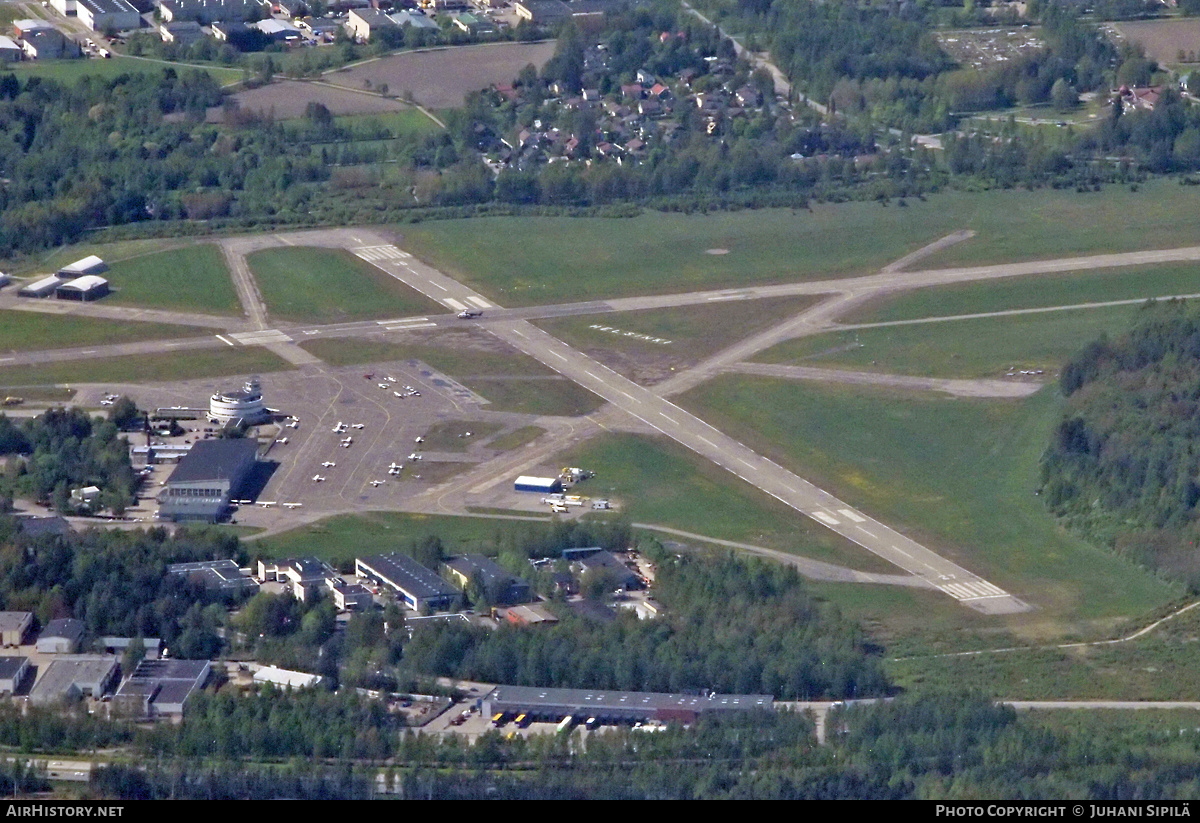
[14,237,190,278]
[101,244,241,315]
[845,264,1200,325]
[3,55,243,85]
[534,296,819,383]
[677,377,1176,631]
[486,425,546,452]
[0,347,293,387]
[757,304,1144,379]
[247,247,442,324]
[254,511,556,565]
[300,337,604,417]
[887,600,1200,700]
[416,420,503,452]
[330,109,444,136]
[555,432,897,573]
[0,311,194,354]
[398,178,1200,306]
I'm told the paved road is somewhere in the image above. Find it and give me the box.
[220,238,271,330]
[724,362,1045,399]
[337,233,1026,612]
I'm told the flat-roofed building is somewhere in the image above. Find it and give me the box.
[572,550,643,591]
[482,684,774,725]
[0,657,29,694]
[500,603,558,626]
[513,0,570,24]
[356,553,459,613]
[29,656,119,706]
[13,20,56,38]
[0,612,33,648]
[252,665,322,689]
[20,29,81,59]
[444,554,533,606]
[159,20,204,44]
[114,658,210,718]
[77,0,141,32]
[157,438,259,523]
[37,618,86,654]
[346,7,395,42]
[158,0,258,24]
[254,18,300,40]
[330,580,373,612]
[168,559,258,594]
[99,637,162,658]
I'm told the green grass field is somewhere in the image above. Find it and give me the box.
[486,425,545,452]
[416,420,503,452]
[555,433,896,573]
[398,179,1200,306]
[534,296,819,383]
[887,600,1200,699]
[247,247,441,324]
[101,244,241,315]
[0,311,194,354]
[13,237,189,277]
[330,110,444,136]
[845,264,1200,325]
[254,511,555,565]
[0,347,292,388]
[677,377,1176,632]
[300,337,604,417]
[3,55,243,86]
[757,304,1144,379]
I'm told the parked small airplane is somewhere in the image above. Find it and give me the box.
[321,461,336,468]
[370,480,385,487]
[312,475,325,482]
[407,453,422,461]
[351,424,364,429]
[283,503,303,509]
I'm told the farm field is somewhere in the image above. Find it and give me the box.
[844,263,1200,325]
[676,377,1175,632]
[1109,19,1200,64]
[0,311,194,354]
[327,41,558,109]
[247,247,441,324]
[211,80,419,122]
[556,432,897,573]
[0,347,292,389]
[533,296,820,384]
[299,335,605,417]
[757,304,1142,379]
[399,179,1200,306]
[101,244,241,314]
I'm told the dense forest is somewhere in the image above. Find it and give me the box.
[1042,300,1200,585]
[0,407,139,515]
[68,693,1200,798]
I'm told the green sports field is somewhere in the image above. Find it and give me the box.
[248,247,442,324]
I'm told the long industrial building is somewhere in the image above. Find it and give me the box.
[356,553,459,613]
[481,685,774,725]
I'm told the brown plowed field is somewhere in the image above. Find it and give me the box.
[326,40,557,109]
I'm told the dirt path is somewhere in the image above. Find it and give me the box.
[723,362,1044,398]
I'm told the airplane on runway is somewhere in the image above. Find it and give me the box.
[370,480,385,487]
[321,461,336,468]
[313,475,325,482]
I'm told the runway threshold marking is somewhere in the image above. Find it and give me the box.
[465,296,492,309]
[838,509,866,523]
[385,322,437,331]
[444,298,467,312]
[812,512,840,526]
